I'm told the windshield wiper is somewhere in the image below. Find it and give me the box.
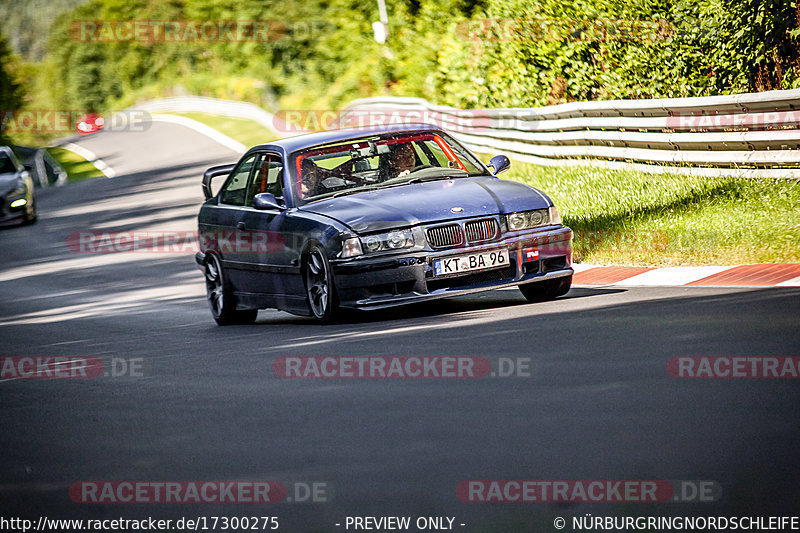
[324,170,468,198]
[328,184,383,198]
[380,168,468,186]
[406,173,465,184]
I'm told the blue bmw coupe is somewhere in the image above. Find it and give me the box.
[196,124,572,324]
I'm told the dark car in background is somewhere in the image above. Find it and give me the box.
[14,145,68,188]
[195,124,573,324]
[0,146,37,226]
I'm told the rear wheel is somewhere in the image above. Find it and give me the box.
[205,254,257,325]
[519,275,572,303]
[303,244,338,322]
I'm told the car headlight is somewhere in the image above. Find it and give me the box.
[340,237,363,258]
[548,205,562,225]
[506,208,551,230]
[361,229,414,253]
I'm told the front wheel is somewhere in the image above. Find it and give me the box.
[519,275,572,303]
[303,244,338,322]
[23,197,37,225]
[205,254,257,325]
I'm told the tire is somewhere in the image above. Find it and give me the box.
[303,244,338,322]
[204,253,257,325]
[519,275,572,303]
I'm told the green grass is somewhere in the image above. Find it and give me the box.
[505,162,800,266]
[169,112,279,148]
[46,147,105,182]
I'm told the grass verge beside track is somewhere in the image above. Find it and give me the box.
[509,163,800,266]
[168,112,279,148]
[46,146,105,182]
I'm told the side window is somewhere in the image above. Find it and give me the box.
[219,154,259,205]
[420,140,449,167]
[0,153,17,174]
[247,154,285,206]
[412,142,429,166]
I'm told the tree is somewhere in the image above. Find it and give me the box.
[0,31,24,145]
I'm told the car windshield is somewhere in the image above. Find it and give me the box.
[291,131,488,202]
[0,153,17,174]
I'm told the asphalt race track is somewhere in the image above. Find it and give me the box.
[1,123,799,531]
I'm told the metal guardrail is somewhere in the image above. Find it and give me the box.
[127,91,800,178]
[344,91,800,178]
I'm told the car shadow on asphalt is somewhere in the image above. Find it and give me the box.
[253,287,628,326]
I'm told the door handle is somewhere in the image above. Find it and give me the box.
[237,222,246,230]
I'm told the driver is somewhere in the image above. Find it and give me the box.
[386,142,416,178]
[300,158,321,198]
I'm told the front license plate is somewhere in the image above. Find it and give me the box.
[433,249,509,276]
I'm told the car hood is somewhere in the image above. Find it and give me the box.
[0,173,22,197]
[300,176,551,233]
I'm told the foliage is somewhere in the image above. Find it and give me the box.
[0,32,24,145]
[2,0,797,135]
[9,0,795,114]
[0,0,89,61]
[435,0,800,107]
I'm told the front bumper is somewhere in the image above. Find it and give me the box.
[331,225,573,310]
[0,191,31,226]
[0,213,26,226]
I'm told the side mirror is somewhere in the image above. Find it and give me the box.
[487,154,511,175]
[253,192,284,211]
[202,164,235,200]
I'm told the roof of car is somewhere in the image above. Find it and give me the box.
[0,146,19,164]
[251,123,446,154]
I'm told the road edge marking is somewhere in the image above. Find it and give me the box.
[60,143,116,178]
[571,263,800,287]
[150,114,246,154]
